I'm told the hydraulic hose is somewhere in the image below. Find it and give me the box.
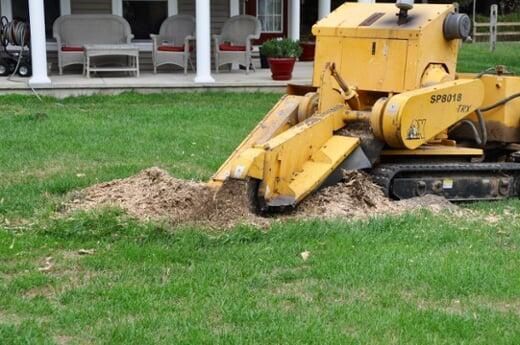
[475,92,520,147]
[476,65,512,78]
[476,67,497,78]
[449,119,483,146]
[474,109,487,147]
[479,92,520,113]
[452,92,520,147]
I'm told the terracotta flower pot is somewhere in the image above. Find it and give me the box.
[268,57,297,81]
[299,42,315,61]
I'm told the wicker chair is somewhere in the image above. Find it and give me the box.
[213,15,261,74]
[150,15,196,74]
[53,15,133,75]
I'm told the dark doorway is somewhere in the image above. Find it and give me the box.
[123,1,168,40]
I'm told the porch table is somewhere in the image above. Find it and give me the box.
[84,44,140,78]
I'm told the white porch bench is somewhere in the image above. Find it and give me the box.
[53,15,134,75]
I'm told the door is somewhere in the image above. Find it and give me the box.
[246,0,288,43]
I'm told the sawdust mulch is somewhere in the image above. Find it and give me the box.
[65,167,457,228]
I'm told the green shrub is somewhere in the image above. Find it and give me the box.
[260,39,302,58]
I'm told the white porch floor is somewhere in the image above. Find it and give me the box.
[0,62,314,98]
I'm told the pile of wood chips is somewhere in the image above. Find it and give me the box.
[66,167,456,228]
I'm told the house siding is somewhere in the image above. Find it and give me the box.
[179,0,230,34]
[177,0,230,70]
[71,0,112,14]
[69,0,231,34]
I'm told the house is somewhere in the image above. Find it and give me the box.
[0,0,377,85]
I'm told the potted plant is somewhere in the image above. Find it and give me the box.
[261,39,302,81]
[299,34,315,62]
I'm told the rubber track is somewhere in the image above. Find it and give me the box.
[370,162,520,197]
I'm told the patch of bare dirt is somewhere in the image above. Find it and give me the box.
[401,290,520,317]
[65,167,458,228]
[0,310,23,326]
[53,335,73,345]
[23,286,55,299]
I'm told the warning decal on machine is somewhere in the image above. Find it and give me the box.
[442,179,454,190]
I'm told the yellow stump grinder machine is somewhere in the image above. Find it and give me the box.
[210,1,520,212]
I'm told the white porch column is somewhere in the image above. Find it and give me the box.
[112,0,122,16]
[168,0,178,16]
[230,0,240,17]
[288,0,300,41]
[60,0,71,15]
[194,0,214,83]
[318,0,331,20]
[29,0,50,85]
[0,0,13,20]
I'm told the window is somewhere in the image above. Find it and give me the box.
[12,0,61,40]
[123,0,167,40]
[257,0,283,33]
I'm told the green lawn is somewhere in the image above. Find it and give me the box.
[458,42,520,74]
[1,43,520,344]
[0,92,277,221]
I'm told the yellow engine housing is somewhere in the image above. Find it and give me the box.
[312,3,460,94]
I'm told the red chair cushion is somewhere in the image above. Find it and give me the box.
[219,43,247,52]
[61,46,84,52]
[158,45,193,52]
